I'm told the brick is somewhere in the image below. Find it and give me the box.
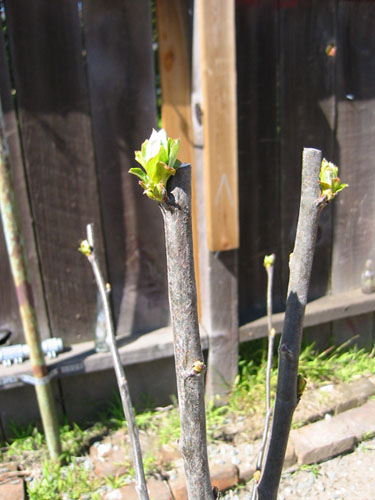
[333,399,375,440]
[290,415,356,465]
[284,438,297,469]
[231,442,257,483]
[168,462,237,500]
[238,461,255,484]
[160,443,181,464]
[0,479,26,500]
[147,477,173,500]
[90,441,129,477]
[211,462,238,491]
[335,377,375,413]
[104,477,172,500]
[0,462,19,482]
[294,376,375,426]
[167,467,187,500]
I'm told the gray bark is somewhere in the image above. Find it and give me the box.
[258,148,324,500]
[160,165,214,500]
[84,224,149,500]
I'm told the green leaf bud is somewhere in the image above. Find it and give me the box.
[263,253,275,270]
[319,159,348,201]
[129,129,181,202]
[78,240,92,257]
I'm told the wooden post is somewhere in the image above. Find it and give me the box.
[192,1,238,402]
[156,0,202,316]
[198,0,239,252]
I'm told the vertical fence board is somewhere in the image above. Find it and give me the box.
[192,2,238,400]
[331,1,375,293]
[198,0,239,252]
[332,314,374,350]
[236,0,281,323]
[83,0,169,336]
[156,0,194,162]
[0,21,23,341]
[0,19,51,343]
[279,0,336,306]
[331,1,375,347]
[4,0,105,344]
[0,213,20,338]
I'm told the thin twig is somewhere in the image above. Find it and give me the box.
[80,224,149,500]
[251,255,276,500]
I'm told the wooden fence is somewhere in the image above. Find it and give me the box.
[1,0,374,359]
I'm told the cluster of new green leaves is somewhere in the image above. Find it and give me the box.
[319,159,348,201]
[129,128,181,202]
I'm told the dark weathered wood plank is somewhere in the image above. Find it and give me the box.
[0,19,22,342]
[332,314,374,350]
[331,2,375,347]
[331,1,375,293]
[279,0,336,305]
[240,287,375,343]
[4,0,105,344]
[83,0,169,336]
[303,323,332,352]
[0,230,20,340]
[236,0,281,323]
[0,17,50,343]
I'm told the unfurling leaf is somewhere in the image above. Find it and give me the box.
[129,128,181,202]
[319,159,348,201]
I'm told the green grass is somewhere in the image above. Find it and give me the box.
[27,458,102,500]
[228,340,375,418]
[3,341,375,499]
[297,463,322,478]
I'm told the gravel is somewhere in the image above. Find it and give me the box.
[234,437,375,499]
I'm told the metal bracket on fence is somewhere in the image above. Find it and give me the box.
[0,362,85,389]
[0,337,64,367]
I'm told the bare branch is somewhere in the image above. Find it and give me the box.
[251,255,276,500]
[79,225,149,500]
[258,148,324,500]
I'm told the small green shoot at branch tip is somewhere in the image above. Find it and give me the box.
[319,159,348,201]
[78,240,92,257]
[129,128,181,203]
[263,254,275,270]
